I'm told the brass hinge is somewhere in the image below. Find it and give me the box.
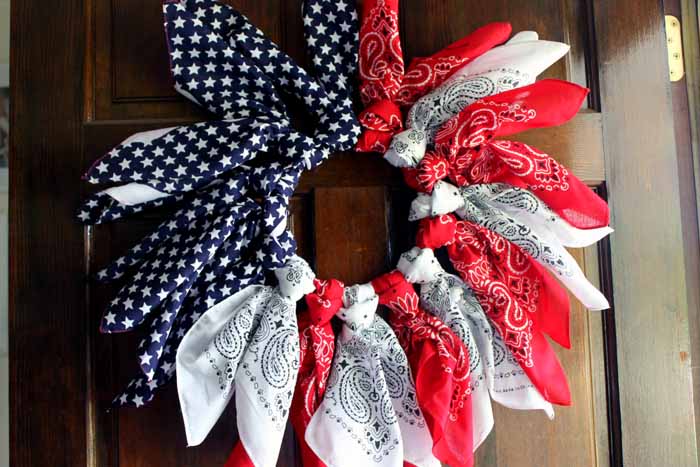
[665,15,685,82]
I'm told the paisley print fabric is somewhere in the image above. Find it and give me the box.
[410,180,610,310]
[385,33,568,168]
[176,256,315,466]
[416,214,572,406]
[306,284,440,467]
[398,247,555,441]
[404,79,610,230]
[356,0,511,152]
[372,271,474,467]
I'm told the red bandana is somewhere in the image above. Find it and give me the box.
[403,79,609,229]
[416,214,571,406]
[357,0,511,152]
[226,279,342,467]
[372,271,474,467]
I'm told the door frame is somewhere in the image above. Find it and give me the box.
[9,0,699,466]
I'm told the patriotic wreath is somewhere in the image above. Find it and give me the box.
[78,1,612,466]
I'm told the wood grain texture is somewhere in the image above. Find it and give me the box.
[9,0,89,466]
[594,0,699,465]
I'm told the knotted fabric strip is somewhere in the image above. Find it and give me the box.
[396,247,493,449]
[371,270,474,467]
[225,278,343,467]
[176,256,315,466]
[416,214,572,405]
[79,0,361,407]
[385,32,568,167]
[402,79,609,230]
[398,247,554,420]
[410,180,610,310]
[305,283,440,467]
[356,0,511,152]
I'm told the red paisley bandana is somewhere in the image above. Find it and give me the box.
[395,23,513,107]
[226,279,341,467]
[356,0,511,153]
[416,214,571,406]
[404,79,609,229]
[372,271,474,467]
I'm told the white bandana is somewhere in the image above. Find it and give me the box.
[176,256,315,466]
[305,284,440,467]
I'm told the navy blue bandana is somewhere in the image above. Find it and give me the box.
[80,0,360,407]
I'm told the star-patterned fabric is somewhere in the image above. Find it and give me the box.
[80,0,361,409]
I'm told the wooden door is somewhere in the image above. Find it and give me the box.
[10,1,698,467]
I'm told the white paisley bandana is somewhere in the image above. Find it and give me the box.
[176,256,315,465]
[305,284,440,467]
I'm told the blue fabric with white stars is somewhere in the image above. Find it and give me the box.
[78,0,360,407]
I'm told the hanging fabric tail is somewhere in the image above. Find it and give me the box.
[356,0,405,152]
[177,256,315,465]
[396,22,512,107]
[399,247,554,418]
[372,271,474,467]
[305,283,440,467]
[416,214,572,406]
[397,247,493,449]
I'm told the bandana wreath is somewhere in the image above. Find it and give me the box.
[79,1,612,466]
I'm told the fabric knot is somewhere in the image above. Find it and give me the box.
[305,279,345,326]
[273,255,316,302]
[371,271,420,317]
[356,99,404,153]
[397,247,444,284]
[409,180,463,221]
[416,214,458,249]
[416,151,453,190]
[337,284,378,331]
[384,128,428,168]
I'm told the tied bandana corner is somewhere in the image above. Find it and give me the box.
[80,0,361,409]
